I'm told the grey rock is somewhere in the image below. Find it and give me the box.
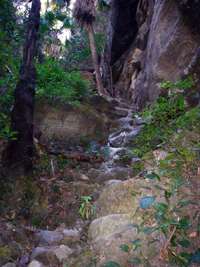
[62,228,80,242]
[95,178,138,217]
[88,213,154,267]
[97,167,132,182]
[36,230,63,246]
[89,214,133,241]
[134,115,145,125]
[31,245,73,265]
[2,263,17,267]
[28,260,44,267]
[31,247,51,261]
[104,0,200,109]
[79,174,90,181]
[104,179,122,186]
[54,245,73,261]
[90,224,138,266]
[133,0,200,108]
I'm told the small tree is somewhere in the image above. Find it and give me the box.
[73,0,106,96]
[3,0,41,174]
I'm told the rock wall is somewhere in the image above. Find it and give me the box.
[34,97,116,145]
[104,0,200,109]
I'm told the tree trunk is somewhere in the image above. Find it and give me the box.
[87,24,106,96]
[3,0,41,174]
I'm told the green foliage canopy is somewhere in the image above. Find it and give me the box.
[36,58,91,104]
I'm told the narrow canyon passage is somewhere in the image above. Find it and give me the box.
[1,0,200,266]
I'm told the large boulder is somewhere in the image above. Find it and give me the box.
[88,214,159,266]
[89,214,133,241]
[35,228,81,247]
[28,261,44,267]
[94,177,166,218]
[89,214,138,266]
[87,177,170,266]
[34,98,115,145]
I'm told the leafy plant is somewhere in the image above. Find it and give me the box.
[138,147,199,266]
[79,196,95,220]
[64,30,91,67]
[0,113,17,140]
[101,261,121,267]
[120,244,130,253]
[36,58,91,104]
[132,81,193,156]
[132,160,144,176]
[160,76,194,90]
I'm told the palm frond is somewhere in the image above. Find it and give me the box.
[73,0,96,26]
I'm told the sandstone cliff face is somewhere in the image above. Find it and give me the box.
[104,0,200,109]
[34,97,116,146]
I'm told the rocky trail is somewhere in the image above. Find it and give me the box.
[0,98,145,267]
[1,0,200,266]
[1,97,200,267]
[26,99,145,267]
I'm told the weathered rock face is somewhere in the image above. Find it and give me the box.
[104,0,200,109]
[132,0,200,108]
[34,97,116,145]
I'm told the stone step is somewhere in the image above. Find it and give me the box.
[112,108,129,117]
[117,102,131,109]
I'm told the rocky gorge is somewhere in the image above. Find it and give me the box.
[1,91,200,266]
[1,0,200,267]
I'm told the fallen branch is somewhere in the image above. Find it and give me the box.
[160,226,177,260]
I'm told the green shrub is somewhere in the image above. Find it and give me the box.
[132,76,200,158]
[0,54,18,141]
[0,113,17,140]
[176,107,200,129]
[64,31,91,66]
[160,76,194,90]
[36,58,91,104]
[133,94,186,156]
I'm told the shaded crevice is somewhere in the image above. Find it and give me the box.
[176,0,200,34]
[110,0,140,65]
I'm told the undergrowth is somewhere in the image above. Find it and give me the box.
[122,78,200,266]
[36,58,91,104]
[132,78,200,157]
[120,131,200,266]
